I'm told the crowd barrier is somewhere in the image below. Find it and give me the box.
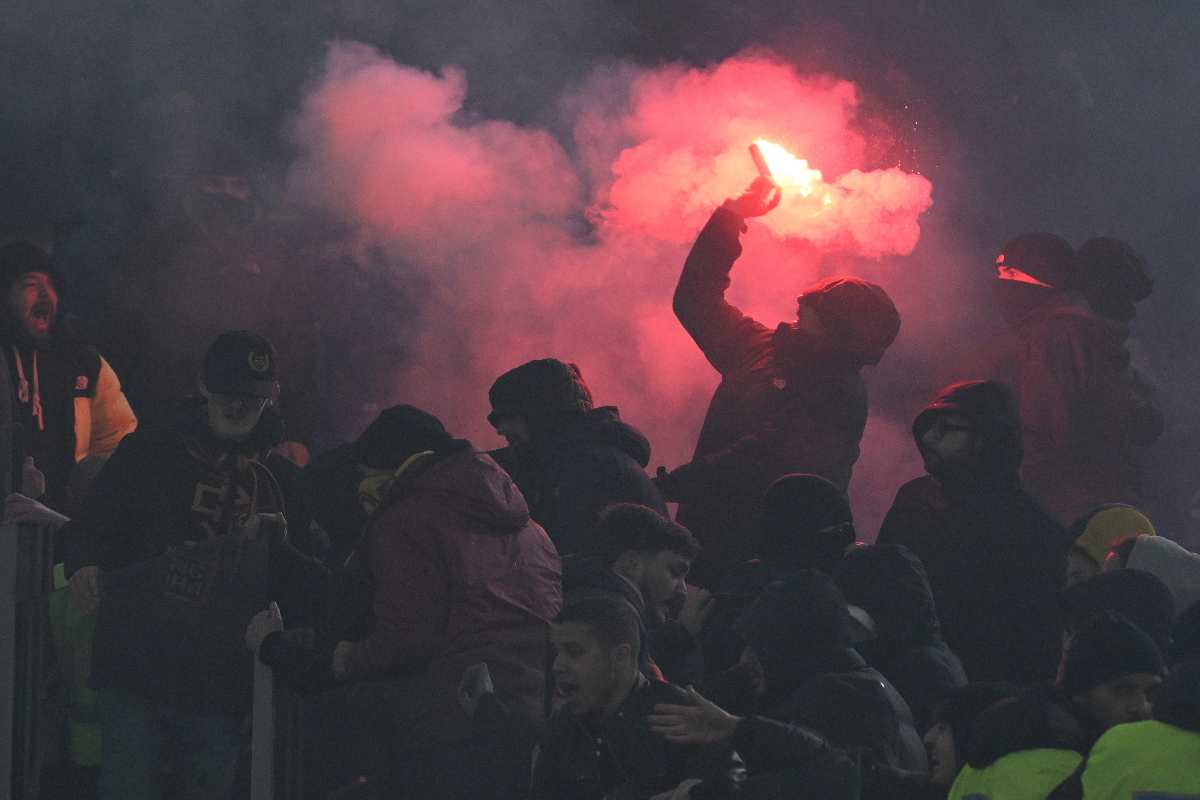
[1,520,305,800]
[1,522,57,800]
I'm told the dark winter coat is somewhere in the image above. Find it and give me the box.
[1003,298,1163,524]
[496,406,666,557]
[836,544,967,731]
[687,716,941,800]
[62,403,327,714]
[663,208,887,581]
[297,442,369,564]
[764,657,929,774]
[878,382,1071,686]
[341,442,562,741]
[530,676,742,800]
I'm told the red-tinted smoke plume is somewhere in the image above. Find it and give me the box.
[288,42,934,534]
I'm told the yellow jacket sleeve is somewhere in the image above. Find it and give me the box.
[74,356,138,462]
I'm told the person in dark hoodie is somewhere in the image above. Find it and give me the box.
[947,612,1165,800]
[991,233,1162,525]
[0,241,137,509]
[654,570,927,780]
[487,357,666,556]
[836,544,967,731]
[61,330,327,800]
[656,178,901,585]
[701,473,858,680]
[878,379,1071,685]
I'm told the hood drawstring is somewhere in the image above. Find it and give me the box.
[12,345,44,432]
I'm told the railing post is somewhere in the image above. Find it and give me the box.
[251,658,275,800]
[0,523,16,799]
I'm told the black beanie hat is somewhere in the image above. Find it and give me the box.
[1075,237,1153,302]
[1058,611,1165,696]
[931,682,1017,757]
[0,241,57,290]
[355,404,452,470]
[738,570,857,689]
[797,276,900,367]
[488,359,593,436]
[1061,569,1176,653]
[760,474,855,574]
[995,232,1075,289]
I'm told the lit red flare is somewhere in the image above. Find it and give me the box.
[751,138,826,199]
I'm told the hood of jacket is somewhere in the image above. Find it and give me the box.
[836,544,941,652]
[964,685,1097,768]
[1127,535,1200,618]
[913,379,1023,488]
[549,406,653,467]
[1154,659,1200,733]
[791,275,901,367]
[380,440,532,534]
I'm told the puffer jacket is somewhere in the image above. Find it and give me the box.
[836,544,967,731]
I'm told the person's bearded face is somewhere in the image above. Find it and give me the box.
[6,271,58,343]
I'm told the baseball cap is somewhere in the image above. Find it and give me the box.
[203,330,277,397]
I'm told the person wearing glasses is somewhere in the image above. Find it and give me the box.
[878,380,1072,686]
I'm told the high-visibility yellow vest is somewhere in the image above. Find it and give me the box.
[1081,720,1200,799]
[947,748,1083,800]
[49,563,101,766]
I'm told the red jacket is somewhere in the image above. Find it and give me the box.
[1008,301,1162,524]
[345,443,562,729]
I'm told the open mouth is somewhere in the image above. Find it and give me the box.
[554,680,579,701]
[30,303,53,322]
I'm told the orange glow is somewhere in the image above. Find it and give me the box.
[752,138,824,198]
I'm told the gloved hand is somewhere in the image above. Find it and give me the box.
[721,176,782,219]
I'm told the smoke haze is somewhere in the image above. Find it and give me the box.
[3,1,1198,540]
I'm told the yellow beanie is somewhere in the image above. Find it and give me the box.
[1071,505,1157,566]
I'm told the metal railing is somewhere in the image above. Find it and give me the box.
[1,521,57,800]
[1,522,307,800]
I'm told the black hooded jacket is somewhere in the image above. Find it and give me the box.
[730,573,927,774]
[662,208,899,584]
[878,380,1072,685]
[836,545,967,731]
[496,406,666,556]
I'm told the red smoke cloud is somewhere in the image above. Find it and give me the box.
[288,42,934,534]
